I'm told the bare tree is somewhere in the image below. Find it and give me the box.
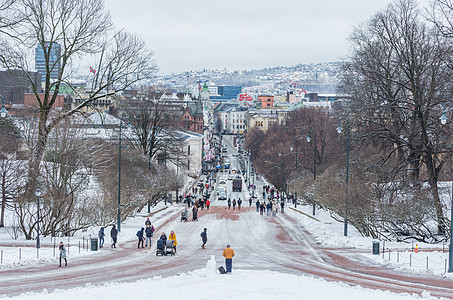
[122,97,185,164]
[0,0,158,202]
[0,117,22,227]
[339,0,453,235]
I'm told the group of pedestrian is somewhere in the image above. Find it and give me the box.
[227,198,242,210]
[136,218,156,248]
[158,230,178,253]
[255,198,284,216]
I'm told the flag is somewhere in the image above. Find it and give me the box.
[90,66,96,75]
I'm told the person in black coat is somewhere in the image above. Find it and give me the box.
[145,217,151,226]
[145,224,155,247]
[137,227,145,248]
[256,200,260,212]
[110,225,118,248]
[160,232,167,246]
[201,228,207,249]
[227,198,231,209]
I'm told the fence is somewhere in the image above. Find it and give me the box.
[0,234,98,265]
[379,241,450,274]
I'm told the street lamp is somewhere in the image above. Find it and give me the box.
[439,101,453,272]
[0,96,8,118]
[117,116,130,232]
[35,188,42,249]
[337,119,350,237]
[306,132,317,215]
[290,146,297,208]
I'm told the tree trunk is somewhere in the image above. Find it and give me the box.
[425,152,445,235]
[26,112,50,199]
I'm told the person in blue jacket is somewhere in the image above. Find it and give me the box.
[137,227,145,248]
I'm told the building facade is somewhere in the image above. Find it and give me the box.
[35,42,61,80]
[258,95,274,108]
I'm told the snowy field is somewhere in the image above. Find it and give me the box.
[4,265,442,300]
[286,204,452,278]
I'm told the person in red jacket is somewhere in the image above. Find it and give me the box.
[206,199,210,210]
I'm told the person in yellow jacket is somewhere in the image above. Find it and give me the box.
[168,230,177,254]
[222,244,235,273]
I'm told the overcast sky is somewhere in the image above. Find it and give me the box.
[105,0,411,75]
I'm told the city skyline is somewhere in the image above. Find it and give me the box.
[105,0,404,75]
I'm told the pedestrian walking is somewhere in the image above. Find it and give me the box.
[262,191,266,199]
[266,202,271,216]
[206,199,211,210]
[145,224,155,247]
[272,202,277,216]
[222,244,235,273]
[136,227,145,248]
[59,241,67,267]
[110,225,118,248]
[192,206,198,221]
[232,199,236,209]
[201,228,207,249]
[237,198,242,210]
[280,201,285,213]
[249,198,252,207]
[260,202,265,216]
[256,200,260,212]
[168,230,177,254]
[145,217,151,226]
[98,227,105,248]
[227,198,231,209]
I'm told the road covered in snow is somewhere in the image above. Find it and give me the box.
[1,135,452,299]
[0,202,452,299]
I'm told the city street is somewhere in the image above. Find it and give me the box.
[0,135,452,299]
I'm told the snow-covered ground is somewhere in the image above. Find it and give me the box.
[0,203,181,268]
[286,204,452,278]
[1,135,452,299]
[4,265,441,300]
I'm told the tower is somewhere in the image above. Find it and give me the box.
[35,42,61,80]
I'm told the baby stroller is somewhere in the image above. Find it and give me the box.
[156,239,165,256]
[165,240,174,256]
[181,211,187,222]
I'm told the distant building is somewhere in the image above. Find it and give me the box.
[182,95,204,134]
[35,42,61,80]
[210,86,242,100]
[257,95,274,108]
[0,70,41,105]
[213,102,247,134]
[247,109,279,131]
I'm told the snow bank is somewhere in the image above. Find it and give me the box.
[7,269,434,300]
